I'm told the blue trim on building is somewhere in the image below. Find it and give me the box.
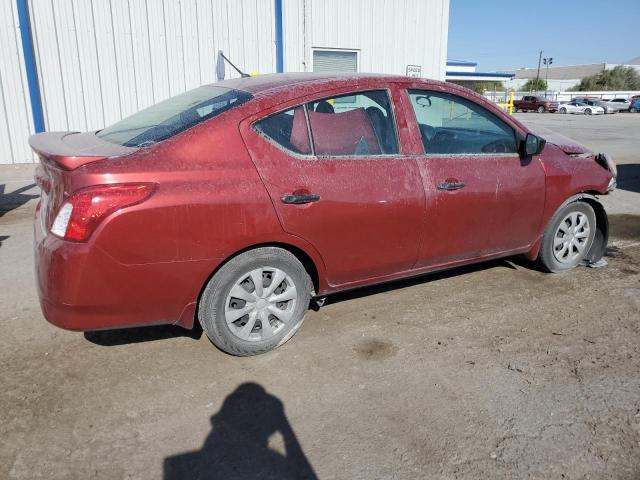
[446,71,515,78]
[16,0,45,133]
[446,60,477,67]
[274,0,284,73]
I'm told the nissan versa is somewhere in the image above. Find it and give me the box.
[31,73,617,356]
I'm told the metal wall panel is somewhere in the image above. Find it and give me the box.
[283,0,449,80]
[1,0,448,164]
[0,0,35,164]
[6,0,277,165]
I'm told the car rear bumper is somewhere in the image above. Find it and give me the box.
[33,217,214,331]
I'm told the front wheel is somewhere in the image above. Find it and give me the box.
[584,108,592,115]
[537,106,545,113]
[199,247,313,356]
[537,201,597,273]
[559,107,567,114]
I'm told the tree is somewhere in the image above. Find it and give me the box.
[471,81,504,94]
[569,66,640,91]
[521,78,547,92]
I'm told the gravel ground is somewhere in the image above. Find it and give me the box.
[1,113,639,479]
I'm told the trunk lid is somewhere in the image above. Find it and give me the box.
[29,131,135,170]
[30,131,136,232]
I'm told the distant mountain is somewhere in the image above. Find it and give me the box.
[627,56,640,65]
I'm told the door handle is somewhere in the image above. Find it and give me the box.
[281,193,321,204]
[437,181,465,191]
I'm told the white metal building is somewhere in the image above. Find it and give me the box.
[501,62,640,92]
[1,0,449,165]
[445,60,514,87]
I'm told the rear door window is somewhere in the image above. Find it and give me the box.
[254,107,312,155]
[306,90,398,156]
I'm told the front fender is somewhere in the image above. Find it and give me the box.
[527,193,608,262]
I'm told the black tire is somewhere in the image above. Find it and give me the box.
[559,107,567,114]
[537,201,597,273]
[537,106,545,113]
[513,106,518,113]
[198,247,313,356]
[584,108,592,115]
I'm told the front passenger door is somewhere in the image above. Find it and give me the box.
[406,89,545,268]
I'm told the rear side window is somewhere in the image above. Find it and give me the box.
[306,90,398,156]
[254,106,311,155]
[408,89,517,155]
[97,86,252,147]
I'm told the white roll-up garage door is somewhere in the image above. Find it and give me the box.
[312,50,358,73]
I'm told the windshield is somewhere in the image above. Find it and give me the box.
[97,86,252,147]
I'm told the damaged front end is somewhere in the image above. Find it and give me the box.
[595,153,617,192]
[529,125,617,193]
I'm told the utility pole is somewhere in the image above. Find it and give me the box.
[543,57,553,98]
[534,50,543,94]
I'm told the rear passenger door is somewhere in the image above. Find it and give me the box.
[241,89,425,287]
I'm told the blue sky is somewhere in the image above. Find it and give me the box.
[447,0,640,71]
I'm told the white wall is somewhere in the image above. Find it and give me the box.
[0,1,35,164]
[283,0,449,80]
[507,78,581,92]
[29,0,276,136]
[1,0,449,164]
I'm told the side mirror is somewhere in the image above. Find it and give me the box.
[521,133,546,156]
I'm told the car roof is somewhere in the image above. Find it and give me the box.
[213,72,443,96]
[206,72,530,135]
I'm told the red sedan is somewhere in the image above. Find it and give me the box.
[31,73,616,356]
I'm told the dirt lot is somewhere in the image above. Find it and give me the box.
[1,113,639,479]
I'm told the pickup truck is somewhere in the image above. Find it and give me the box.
[513,95,559,113]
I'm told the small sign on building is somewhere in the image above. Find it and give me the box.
[406,65,421,78]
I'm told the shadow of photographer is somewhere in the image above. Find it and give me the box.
[163,382,317,480]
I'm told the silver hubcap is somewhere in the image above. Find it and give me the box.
[225,267,297,342]
[553,212,590,263]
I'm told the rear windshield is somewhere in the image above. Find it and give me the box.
[97,86,252,147]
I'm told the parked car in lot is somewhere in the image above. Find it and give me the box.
[31,73,616,355]
[609,98,631,109]
[607,98,632,112]
[513,95,559,113]
[558,101,605,115]
[630,96,640,112]
[573,98,617,114]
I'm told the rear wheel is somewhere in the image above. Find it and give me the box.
[559,107,567,114]
[538,201,596,273]
[537,106,545,113]
[199,247,313,356]
[584,108,592,115]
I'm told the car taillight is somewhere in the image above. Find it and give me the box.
[50,183,155,241]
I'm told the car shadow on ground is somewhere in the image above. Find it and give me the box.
[616,164,640,193]
[84,322,203,346]
[163,382,317,480]
[0,183,39,218]
[85,259,525,346]
[322,257,520,306]
[84,259,523,346]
